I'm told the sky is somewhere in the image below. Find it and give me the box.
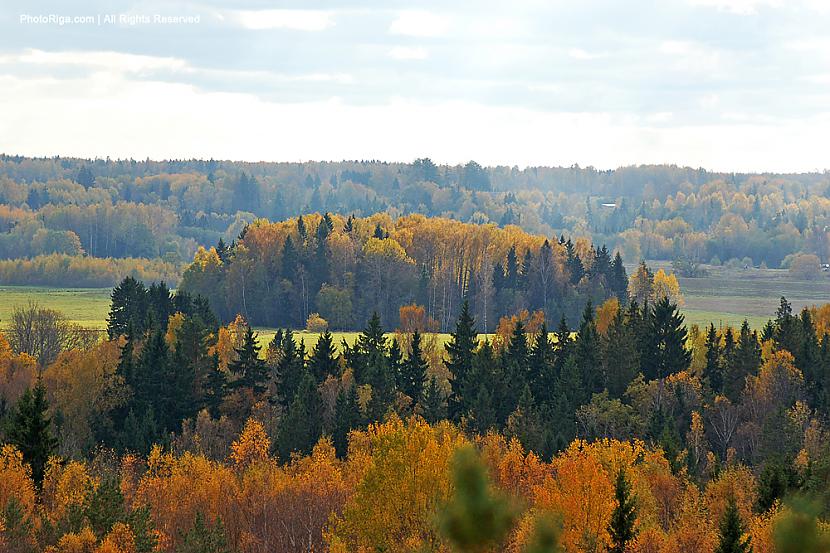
[0,0,829,172]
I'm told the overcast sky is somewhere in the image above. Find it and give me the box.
[0,0,828,171]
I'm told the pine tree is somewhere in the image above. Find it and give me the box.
[445,300,478,421]
[278,370,323,459]
[400,330,428,404]
[4,377,58,486]
[715,497,752,553]
[228,327,269,397]
[175,512,230,553]
[308,329,338,383]
[332,384,362,458]
[608,467,638,553]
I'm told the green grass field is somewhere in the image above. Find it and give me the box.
[0,286,112,329]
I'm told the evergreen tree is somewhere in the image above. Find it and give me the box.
[715,497,752,553]
[575,301,603,394]
[275,331,305,407]
[603,309,639,399]
[505,385,545,454]
[610,252,629,302]
[366,349,395,422]
[4,378,58,486]
[529,323,556,405]
[203,354,226,418]
[608,467,638,553]
[445,300,478,421]
[228,327,269,397]
[175,512,230,553]
[85,478,126,538]
[724,321,761,402]
[1,497,34,553]
[352,312,386,384]
[278,370,323,459]
[308,329,338,383]
[400,330,428,404]
[332,384,362,458]
[643,298,690,380]
[422,375,445,424]
[128,504,159,553]
[107,276,148,339]
[704,323,724,393]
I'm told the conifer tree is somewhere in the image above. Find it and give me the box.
[603,309,639,399]
[275,330,304,407]
[278,370,323,459]
[228,327,269,397]
[609,467,638,553]
[353,312,386,384]
[715,497,752,553]
[644,297,690,380]
[175,512,230,553]
[400,330,428,404]
[85,478,126,538]
[4,377,58,486]
[308,329,338,383]
[445,300,478,420]
[610,251,629,302]
[704,323,724,393]
[529,323,556,405]
[575,301,603,394]
[333,384,362,458]
[724,321,761,402]
[422,375,445,424]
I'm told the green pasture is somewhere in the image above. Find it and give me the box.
[0,286,111,329]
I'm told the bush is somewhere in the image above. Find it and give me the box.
[306,313,329,333]
[789,253,821,280]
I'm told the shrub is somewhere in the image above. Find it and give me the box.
[306,313,329,333]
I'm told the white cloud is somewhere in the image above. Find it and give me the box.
[387,46,428,60]
[687,0,782,15]
[230,9,334,31]
[389,10,451,37]
[1,72,827,173]
[0,49,186,73]
[568,48,606,60]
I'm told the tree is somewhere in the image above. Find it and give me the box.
[628,261,653,306]
[275,329,305,407]
[715,497,752,553]
[437,445,516,552]
[608,467,637,553]
[422,376,445,424]
[400,330,428,404]
[4,378,58,486]
[333,384,362,458]
[228,326,268,397]
[278,370,323,459]
[107,276,149,339]
[308,330,338,383]
[175,512,230,553]
[445,301,478,421]
[705,323,724,393]
[643,297,690,380]
[6,302,88,367]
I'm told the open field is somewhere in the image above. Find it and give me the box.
[0,286,112,329]
[648,261,830,329]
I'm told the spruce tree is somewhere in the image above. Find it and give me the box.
[175,512,230,553]
[422,375,445,424]
[4,377,58,486]
[529,323,556,405]
[278,370,323,460]
[353,312,386,384]
[610,252,629,302]
[85,478,126,538]
[308,329,338,383]
[644,297,691,380]
[603,308,639,399]
[332,384,362,458]
[107,276,148,339]
[724,321,761,402]
[715,497,752,553]
[228,327,269,396]
[575,301,603,394]
[400,330,428,404]
[609,467,638,553]
[445,300,478,421]
[704,323,724,393]
[275,330,305,407]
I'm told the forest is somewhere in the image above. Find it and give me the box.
[1,155,830,288]
[1,233,830,551]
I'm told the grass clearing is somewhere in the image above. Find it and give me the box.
[0,286,111,329]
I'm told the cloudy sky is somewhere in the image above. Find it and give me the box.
[0,0,828,171]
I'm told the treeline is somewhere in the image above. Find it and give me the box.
[179,213,630,331]
[0,254,183,287]
[1,155,829,267]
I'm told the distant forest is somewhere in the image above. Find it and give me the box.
[1,155,829,277]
